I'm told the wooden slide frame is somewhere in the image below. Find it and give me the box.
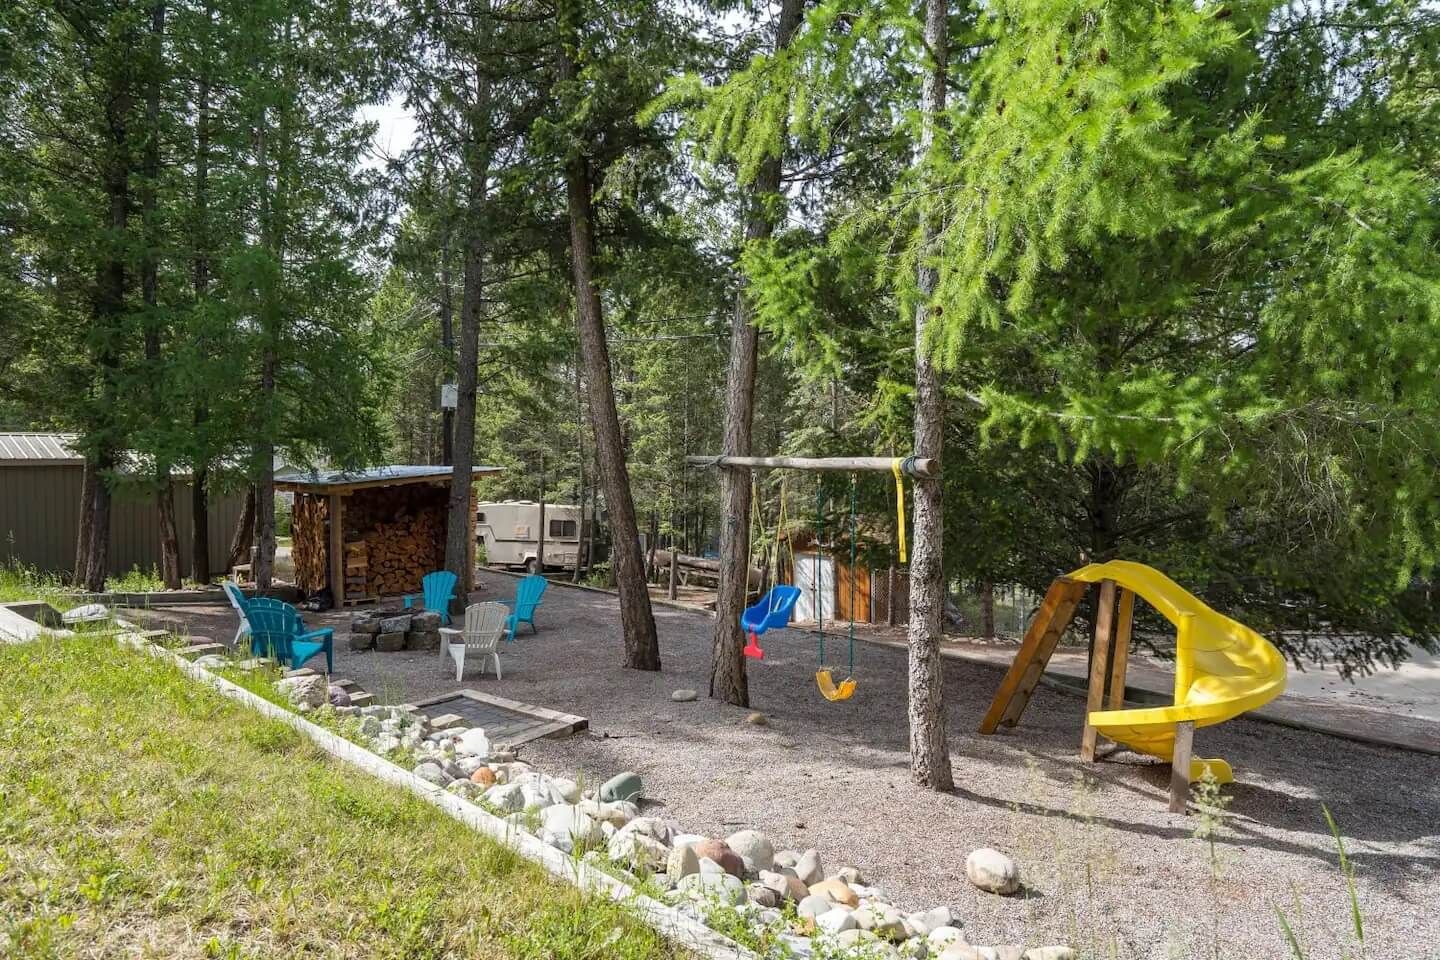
[979,576,1193,812]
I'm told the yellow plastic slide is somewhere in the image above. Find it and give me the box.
[1068,560,1288,783]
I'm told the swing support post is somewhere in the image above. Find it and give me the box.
[687,454,938,479]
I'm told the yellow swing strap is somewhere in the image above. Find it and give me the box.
[892,458,907,565]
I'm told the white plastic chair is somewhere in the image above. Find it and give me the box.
[439,602,507,681]
[222,580,251,647]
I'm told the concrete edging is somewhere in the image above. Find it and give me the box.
[127,633,755,960]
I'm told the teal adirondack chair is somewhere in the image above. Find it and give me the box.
[246,597,334,672]
[503,574,547,641]
[403,570,458,625]
[222,580,252,647]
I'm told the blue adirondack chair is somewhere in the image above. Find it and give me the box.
[502,574,547,641]
[246,597,334,672]
[402,570,458,625]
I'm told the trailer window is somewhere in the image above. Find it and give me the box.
[549,519,578,538]
[476,512,486,523]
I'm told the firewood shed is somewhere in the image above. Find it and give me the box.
[275,465,502,607]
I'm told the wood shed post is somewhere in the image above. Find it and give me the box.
[329,492,345,607]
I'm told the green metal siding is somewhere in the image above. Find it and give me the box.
[0,465,244,577]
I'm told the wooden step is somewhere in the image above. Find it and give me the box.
[283,666,319,678]
[347,691,375,706]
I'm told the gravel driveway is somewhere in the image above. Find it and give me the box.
[147,578,1440,960]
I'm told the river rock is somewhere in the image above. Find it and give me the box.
[550,777,581,804]
[276,675,327,709]
[725,829,774,873]
[836,865,864,885]
[414,762,449,786]
[797,893,832,918]
[809,878,859,908]
[484,782,525,811]
[692,839,744,877]
[747,884,780,908]
[667,843,700,879]
[677,872,747,905]
[412,610,442,631]
[758,869,808,902]
[908,906,954,937]
[618,816,676,845]
[347,632,375,651]
[608,831,668,870]
[858,903,908,941]
[940,947,997,960]
[471,767,496,786]
[599,771,642,803]
[929,926,966,948]
[375,631,406,652]
[965,848,1020,895]
[815,908,857,935]
[541,805,603,847]
[794,848,825,886]
[835,929,881,950]
[670,688,698,702]
[1022,950,1075,960]
[995,949,1024,960]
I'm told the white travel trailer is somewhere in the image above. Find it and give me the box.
[476,501,591,572]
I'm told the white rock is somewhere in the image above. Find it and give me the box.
[666,843,700,879]
[797,893,831,918]
[929,927,965,948]
[1022,950,1075,960]
[540,804,603,847]
[677,872,746,905]
[940,947,996,960]
[724,829,774,874]
[372,735,401,754]
[908,906,954,937]
[964,848,1020,896]
[795,848,825,886]
[456,755,486,776]
[276,675,327,709]
[617,816,676,845]
[774,849,801,870]
[413,762,449,786]
[836,865,864,885]
[550,777,581,804]
[193,654,227,669]
[671,833,705,851]
[454,727,491,757]
[483,783,526,812]
[697,856,726,876]
[670,688,698,702]
[63,602,111,623]
[816,907,858,935]
[608,831,668,870]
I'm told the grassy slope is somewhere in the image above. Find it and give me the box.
[0,635,686,960]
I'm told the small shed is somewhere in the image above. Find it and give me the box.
[0,431,245,577]
[275,465,501,606]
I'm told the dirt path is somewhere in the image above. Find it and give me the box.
[146,582,1440,960]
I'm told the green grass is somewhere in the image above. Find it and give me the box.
[0,561,75,609]
[0,634,690,960]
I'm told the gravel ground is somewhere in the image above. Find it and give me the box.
[149,579,1440,960]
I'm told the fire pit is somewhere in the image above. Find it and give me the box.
[346,609,442,652]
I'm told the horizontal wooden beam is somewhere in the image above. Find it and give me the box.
[686,455,938,479]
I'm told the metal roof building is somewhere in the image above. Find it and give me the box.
[0,432,245,578]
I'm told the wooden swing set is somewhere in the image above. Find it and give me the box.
[688,454,934,701]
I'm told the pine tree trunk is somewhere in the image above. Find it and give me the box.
[189,5,213,584]
[439,230,456,466]
[444,64,494,600]
[710,0,806,705]
[74,461,95,586]
[228,486,255,571]
[572,354,586,583]
[253,436,276,588]
[559,93,659,668]
[142,0,181,590]
[84,449,114,592]
[907,0,955,792]
[190,462,211,582]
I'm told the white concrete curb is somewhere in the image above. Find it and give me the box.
[126,633,756,960]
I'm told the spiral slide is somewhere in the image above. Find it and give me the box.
[1068,561,1288,782]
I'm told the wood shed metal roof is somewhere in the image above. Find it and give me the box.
[274,465,502,494]
[0,432,81,466]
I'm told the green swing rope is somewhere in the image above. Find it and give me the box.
[813,474,858,678]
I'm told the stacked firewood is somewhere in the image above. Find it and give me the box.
[291,494,330,593]
[342,485,448,597]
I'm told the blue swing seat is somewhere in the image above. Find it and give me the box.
[741,585,801,637]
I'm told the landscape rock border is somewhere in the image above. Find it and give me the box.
[125,631,759,960]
